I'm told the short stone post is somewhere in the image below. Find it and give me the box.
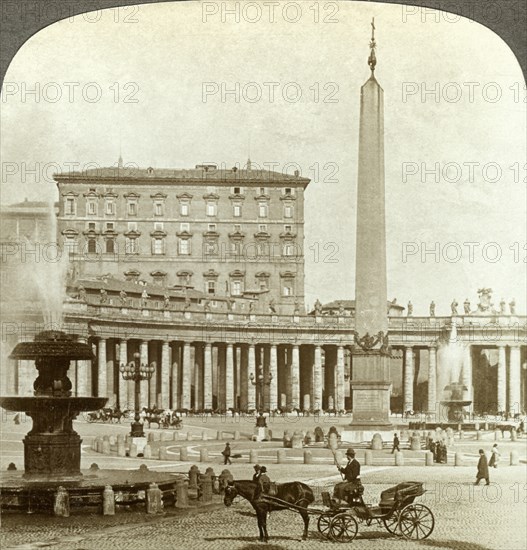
[92,437,101,451]
[202,431,208,441]
[102,439,111,455]
[510,451,519,465]
[187,431,193,441]
[410,433,421,451]
[54,486,70,517]
[148,432,156,443]
[200,474,213,503]
[304,450,313,464]
[146,482,163,514]
[425,451,434,466]
[117,436,126,457]
[291,431,303,449]
[364,450,373,466]
[234,430,240,441]
[173,431,179,441]
[200,448,208,462]
[511,428,517,441]
[188,465,200,489]
[102,485,115,515]
[159,447,168,460]
[371,433,383,450]
[328,433,338,450]
[175,478,189,507]
[129,443,138,458]
[250,449,258,463]
[454,452,464,466]
[476,430,482,440]
[217,431,222,440]
[180,446,189,461]
[494,429,501,441]
[395,451,404,466]
[277,449,286,464]
[143,444,152,459]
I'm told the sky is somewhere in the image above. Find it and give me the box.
[1,1,525,314]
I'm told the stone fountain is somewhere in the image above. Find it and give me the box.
[0,330,107,480]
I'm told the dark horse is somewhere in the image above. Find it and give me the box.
[224,480,314,542]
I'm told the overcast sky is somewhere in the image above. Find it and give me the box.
[1,1,525,314]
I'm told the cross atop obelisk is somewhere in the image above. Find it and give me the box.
[368,17,377,73]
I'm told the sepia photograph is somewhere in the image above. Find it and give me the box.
[0,1,526,549]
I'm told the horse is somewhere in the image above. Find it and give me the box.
[224,479,314,542]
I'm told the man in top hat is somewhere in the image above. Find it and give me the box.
[333,448,362,505]
[252,464,261,482]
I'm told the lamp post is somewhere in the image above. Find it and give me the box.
[119,351,155,438]
[249,363,272,412]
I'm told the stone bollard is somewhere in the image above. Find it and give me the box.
[143,444,152,459]
[484,422,489,431]
[54,486,70,517]
[200,448,208,462]
[454,453,464,466]
[96,437,104,453]
[92,437,101,451]
[89,463,100,473]
[148,432,156,443]
[175,478,189,507]
[425,451,434,466]
[395,451,404,466]
[187,432,193,441]
[476,430,482,440]
[129,443,138,458]
[217,431,222,440]
[458,430,463,440]
[250,449,258,464]
[410,434,421,451]
[102,439,111,455]
[180,446,189,462]
[371,433,383,450]
[291,432,303,449]
[511,428,517,442]
[494,429,501,441]
[304,431,314,445]
[234,430,240,441]
[173,431,179,441]
[200,474,213,503]
[277,449,286,464]
[510,451,519,465]
[146,482,163,514]
[202,431,208,441]
[364,450,373,466]
[189,465,200,489]
[109,435,116,445]
[328,432,338,450]
[304,450,313,464]
[159,447,168,460]
[117,439,126,457]
[102,485,115,515]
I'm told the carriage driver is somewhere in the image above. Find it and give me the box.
[333,448,362,504]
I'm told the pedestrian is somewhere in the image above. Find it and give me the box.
[488,443,500,468]
[391,433,400,454]
[222,442,232,465]
[252,464,261,482]
[475,449,490,485]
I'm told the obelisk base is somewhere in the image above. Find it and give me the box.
[349,351,392,429]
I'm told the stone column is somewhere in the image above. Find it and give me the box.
[427,346,437,414]
[226,343,234,410]
[325,346,337,409]
[149,343,158,408]
[203,343,213,410]
[140,341,149,409]
[509,346,521,416]
[291,345,300,410]
[76,337,89,397]
[269,344,278,410]
[171,344,180,410]
[313,345,323,411]
[160,341,170,409]
[181,342,192,410]
[404,346,414,412]
[194,344,203,410]
[497,345,506,413]
[462,344,473,411]
[336,346,345,412]
[248,344,256,410]
[239,345,248,409]
[118,339,128,409]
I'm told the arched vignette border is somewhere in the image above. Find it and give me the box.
[0,0,525,87]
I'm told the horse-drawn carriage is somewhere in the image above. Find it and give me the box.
[144,409,183,430]
[224,479,434,543]
[85,407,129,423]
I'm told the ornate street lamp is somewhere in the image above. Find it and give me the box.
[119,351,155,438]
[250,364,272,412]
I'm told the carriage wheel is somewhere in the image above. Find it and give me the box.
[329,513,359,543]
[397,503,435,540]
[317,513,334,539]
[382,513,402,536]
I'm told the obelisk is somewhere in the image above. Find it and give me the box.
[350,19,392,429]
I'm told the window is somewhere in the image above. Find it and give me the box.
[180,202,189,216]
[128,202,137,216]
[204,242,217,255]
[207,281,215,294]
[154,222,164,231]
[284,224,292,232]
[208,223,217,232]
[180,222,190,232]
[125,237,138,254]
[65,198,75,215]
[258,203,268,218]
[179,238,190,255]
[64,237,78,254]
[88,222,96,231]
[284,187,292,195]
[87,239,97,254]
[233,186,241,194]
[259,279,268,290]
[128,221,137,231]
[283,243,294,256]
[233,204,242,217]
[258,224,267,232]
[259,187,265,195]
[284,205,293,218]
[234,224,241,232]
[152,238,164,255]
[106,239,115,254]
[154,202,163,216]
[87,201,97,215]
[105,201,115,215]
[206,203,216,216]
[283,285,292,296]
[231,280,242,296]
